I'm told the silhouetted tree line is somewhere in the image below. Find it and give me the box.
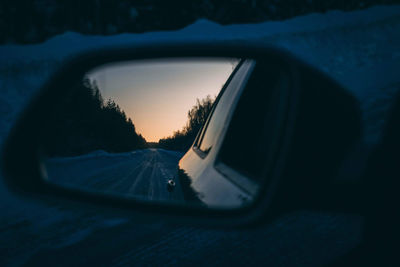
[1,0,398,44]
[42,77,147,156]
[158,95,214,151]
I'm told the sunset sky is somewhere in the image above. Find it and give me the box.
[88,58,237,142]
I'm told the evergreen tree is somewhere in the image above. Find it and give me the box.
[158,95,215,151]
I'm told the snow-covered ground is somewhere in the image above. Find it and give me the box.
[0,5,399,266]
[45,149,184,202]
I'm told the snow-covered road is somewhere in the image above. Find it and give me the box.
[46,149,184,202]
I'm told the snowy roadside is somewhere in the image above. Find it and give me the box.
[0,5,399,266]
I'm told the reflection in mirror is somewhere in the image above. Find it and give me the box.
[40,58,239,208]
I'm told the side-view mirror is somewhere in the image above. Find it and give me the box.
[2,42,362,224]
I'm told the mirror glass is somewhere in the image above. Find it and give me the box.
[40,58,255,209]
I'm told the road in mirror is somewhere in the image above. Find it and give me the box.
[41,58,239,208]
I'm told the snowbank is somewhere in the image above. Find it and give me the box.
[0,5,399,62]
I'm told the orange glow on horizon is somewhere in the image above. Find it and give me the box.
[88,59,237,142]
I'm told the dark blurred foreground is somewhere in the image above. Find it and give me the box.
[1,0,399,44]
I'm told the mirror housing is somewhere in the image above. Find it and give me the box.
[1,41,362,225]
